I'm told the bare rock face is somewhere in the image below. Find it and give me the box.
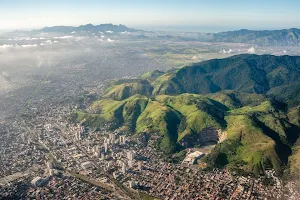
[217,129,227,143]
[199,128,227,145]
[180,127,227,148]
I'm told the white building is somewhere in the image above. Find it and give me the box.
[106,138,110,145]
[127,151,135,160]
[46,162,53,169]
[104,142,108,153]
[101,153,105,160]
[182,151,205,165]
[81,161,93,170]
[128,160,133,168]
[109,133,116,142]
[119,135,126,144]
[75,132,82,140]
[129,180,136,189]
[138,161,142,171]
[121,163,126,174]
[31,177,44,187]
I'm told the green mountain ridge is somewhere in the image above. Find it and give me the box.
[104,79,153,100]
[72,54,300,178]
[151,54,300,106]
[212,28,300,46]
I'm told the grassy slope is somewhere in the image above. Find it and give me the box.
[286,107,300,180]
[209,114,281,175]
[136,100,182,153]
[156,94,226,141]
[141,70,165,82]
[104,80,153,100]
[206,100,295,175]
[288,139,300,180]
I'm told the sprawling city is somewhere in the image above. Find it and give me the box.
[0,97,294,199]
[1,1,300,199]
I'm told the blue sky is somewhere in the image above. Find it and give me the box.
[1,0,300,32]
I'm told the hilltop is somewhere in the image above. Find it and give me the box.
[72,54,300,177]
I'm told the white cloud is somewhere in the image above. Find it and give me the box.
[283,50,287,54]
[0,44,14,49]
[24,37,46,40]
[1,71,10,81]
[107,38,114,42]
[120,31,130,35]
[21,44,38,48]
[106,30,113,33]
[71,31,76,34]
[220,49,233,54]
[101,35,105,38]
[247,47,255,54]
[40,40,53,46]
[75,36,86,41]
[53,36,73,39]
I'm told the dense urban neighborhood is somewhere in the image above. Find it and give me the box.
[0,91,299,199]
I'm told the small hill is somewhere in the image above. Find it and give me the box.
[141,70,165,82]
[104,79,153,100]
[206,91,269,109]
[72,95,149,130]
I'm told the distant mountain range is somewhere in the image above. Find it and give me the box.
[211,28,300,46]
[73,54,300,178]
[37,23,300,45]
[135,28,300,46]
[39,23,139,33]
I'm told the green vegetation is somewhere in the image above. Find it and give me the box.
[287,139,300,180]
[206,114,283,175]
[135,100,182,153]
[170,150,187,163]
[104,79,153,100]
[150,54,300,106]
[72,54,300,177]
[288,107,300,127]
[74,93,297,175]
[141,70,165,82]
[156,94,227,141]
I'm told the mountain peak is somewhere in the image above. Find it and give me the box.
[39,23,138,33]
